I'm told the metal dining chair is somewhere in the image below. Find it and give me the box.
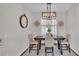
[45,33,54,56]
[28,33,39,55]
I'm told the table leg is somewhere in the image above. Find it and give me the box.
[37,40,41,55]
[37,44,39,55]
[59,40,63,55]
[58,40,60,49]
[39,40,41,49]
[38,40,41,50]
[60,43,63,55]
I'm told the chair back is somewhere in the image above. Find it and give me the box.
[66,34,71,42]
[46,32,53,37]
[62,33,71,42]
[28,33,35,42]
[45,33,54,47]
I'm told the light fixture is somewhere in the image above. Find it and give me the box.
[42,3,56,20]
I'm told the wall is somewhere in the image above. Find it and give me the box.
[66,4,79,55]
[57,12,66,36]
[0,4,5,56]
[30,12,41,35]
[0,3,32,56]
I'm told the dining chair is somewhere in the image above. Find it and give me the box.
[61,33,71,53]
[45,33,54,56]
[28,33,39,55]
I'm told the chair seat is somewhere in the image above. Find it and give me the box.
[45,45,54,47]
[54,40,57,44]
[41,40,45,44]
[30,41,38,44]
[45,42,54,47]
[61,41,69,44]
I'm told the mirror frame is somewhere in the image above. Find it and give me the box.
[19,14,28,28]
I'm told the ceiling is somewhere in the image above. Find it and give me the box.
[23,3,74,13]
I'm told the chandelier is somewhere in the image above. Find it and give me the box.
[42,3,56,20]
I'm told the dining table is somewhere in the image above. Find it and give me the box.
[34,35,65,55]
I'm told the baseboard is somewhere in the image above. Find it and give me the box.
[70,48,79,56]
[20,47,29,56]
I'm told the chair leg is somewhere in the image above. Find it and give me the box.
[60,44,63,55]
[45,47,47,56]
[52,47,54,56]
[66,44,68,49]
[68,44,71,53]
[29,45,31,53]
[29,44,32,53]
[45,47,54,56]
[37,44,39,55]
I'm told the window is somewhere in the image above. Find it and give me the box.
[41,19,57,37]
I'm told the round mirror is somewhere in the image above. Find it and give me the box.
[19,14,28,28]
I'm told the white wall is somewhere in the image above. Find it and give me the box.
[66,4,79,55]
[0,3,32,56]
[29,12,41,35]
[57,12,66,36]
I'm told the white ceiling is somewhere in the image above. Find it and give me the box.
[23,3,74,13]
